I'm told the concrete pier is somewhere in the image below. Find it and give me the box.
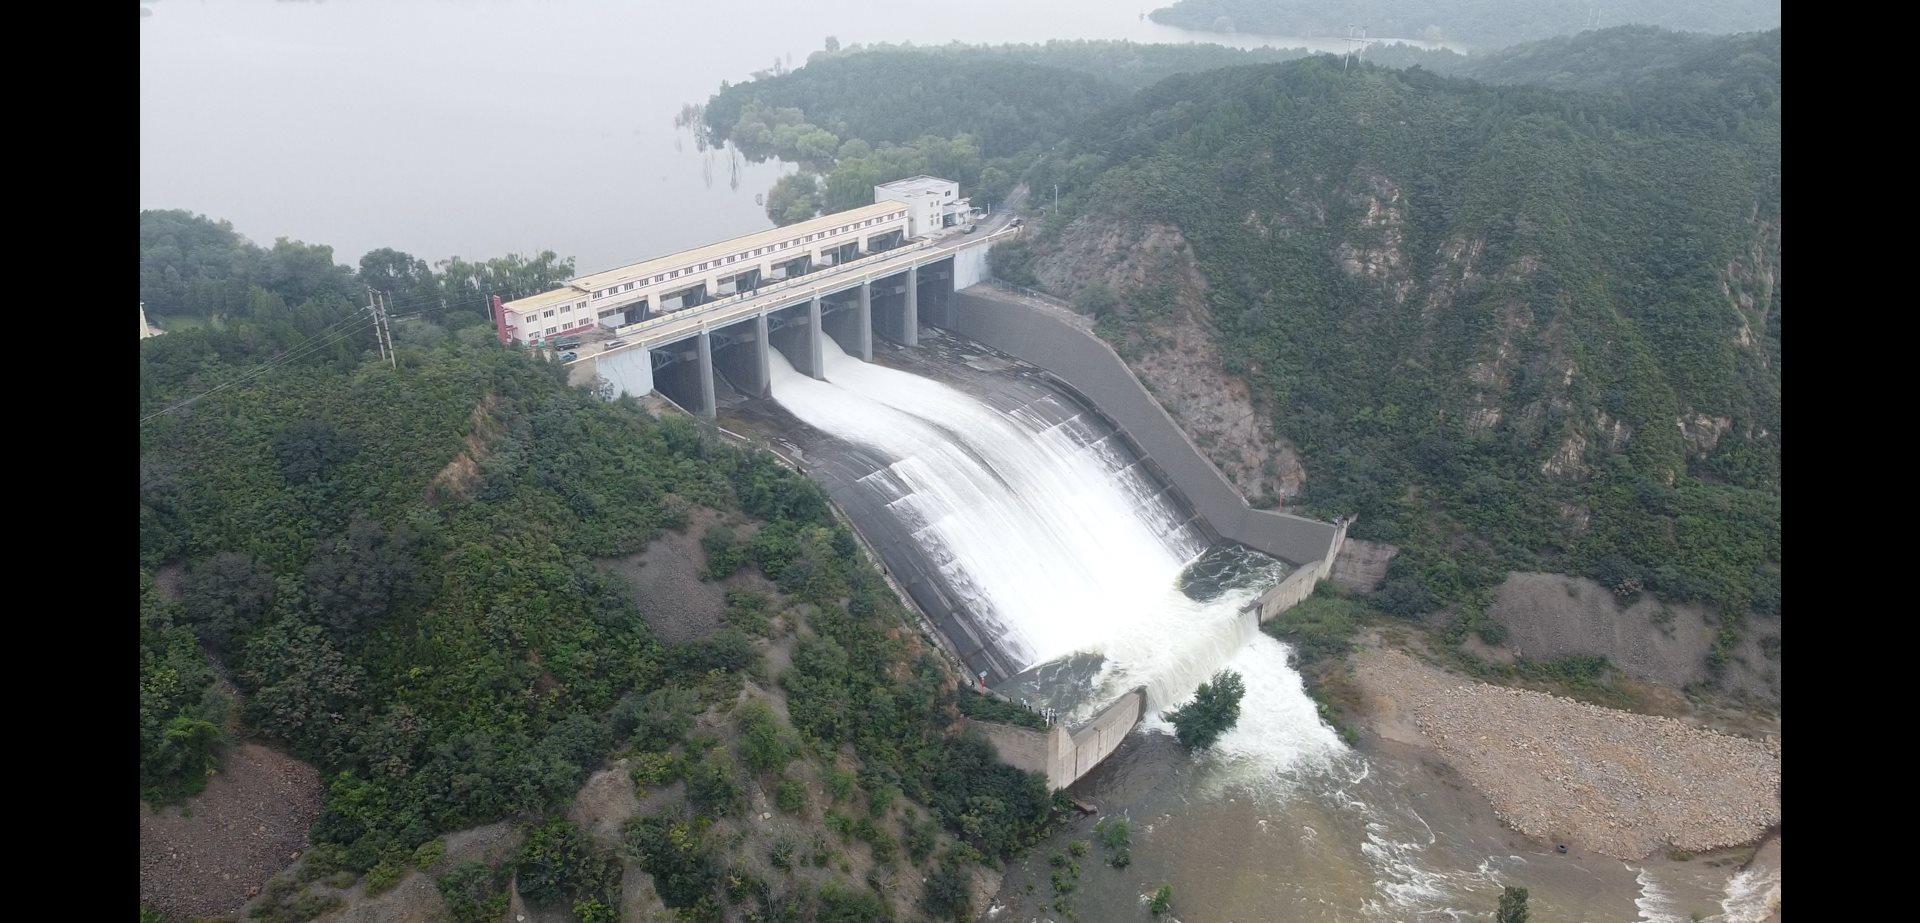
[856,279,874,361]
[903,265,919,347]
[753,312,771,396]
[694,330,716,419]
[808,295,826,379]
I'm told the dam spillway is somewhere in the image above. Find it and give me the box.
[736,332,1337,758]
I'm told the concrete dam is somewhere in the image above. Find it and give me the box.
[589,238,1345,791]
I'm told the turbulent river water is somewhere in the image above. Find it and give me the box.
[749,335,1779,922]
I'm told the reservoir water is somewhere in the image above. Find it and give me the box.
[139,0,1426,275]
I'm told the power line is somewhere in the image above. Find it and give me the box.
[139,313,380,424]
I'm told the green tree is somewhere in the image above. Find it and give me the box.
[736,700,796,775]
[436,861,509,923]
[513,819,620,911]
[1161,670,1245,752]
[1149,884,1173,916]
[178,551,278,655]
[1497,885,1530,923]
[140,577,229,802]
[766,173,824,225]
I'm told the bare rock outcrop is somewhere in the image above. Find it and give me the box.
[1485,572,1779,702]
[1028,216,1306,505]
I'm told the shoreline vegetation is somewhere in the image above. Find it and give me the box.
[140,210,1064,921]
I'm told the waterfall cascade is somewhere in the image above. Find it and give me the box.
[765,339,1343,768]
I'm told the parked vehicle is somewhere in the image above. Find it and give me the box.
[553,337,583,350]
[962,224,977,234]
[1009,217,1024,228]
[604,338,627,348]
[559,351,579,361]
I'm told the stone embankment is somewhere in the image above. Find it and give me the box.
[1414,682,1781,860]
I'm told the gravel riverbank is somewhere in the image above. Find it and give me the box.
[1352,642,1780,861]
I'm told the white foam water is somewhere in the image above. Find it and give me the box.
[1715,864,1781,923]
[764,339,1456,915]
[769,339,1311,717]
[1632,865,1690,923]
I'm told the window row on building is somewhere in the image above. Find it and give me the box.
[584,210,905,300]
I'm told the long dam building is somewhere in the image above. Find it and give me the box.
[517,181,1347,790]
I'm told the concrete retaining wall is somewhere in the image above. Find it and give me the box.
[942,286,1338,567]
[952,243,991,290]
[593,346,654,398]
[1252,516,1350,623]
[971,687,1149,791]
[1061,686,1146,786]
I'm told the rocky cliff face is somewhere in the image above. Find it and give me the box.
[1025,216,1307,507]
[1000,46,1780,636]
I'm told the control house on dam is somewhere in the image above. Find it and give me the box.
[517,178,1004,418]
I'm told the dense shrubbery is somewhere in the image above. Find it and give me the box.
[140,213,1059,911]
[436,861,510,923]
[1261,591,1367,665]
[139,209,572,338]
[513,819,621,918]
[623,812,725,920]
[955,688,1049,730]
[138,577,230,802]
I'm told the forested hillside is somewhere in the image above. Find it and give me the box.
[701,41,1331,225]
[139,208,574,333]
[690,33,1783,689]
[1146,0,1779,49]
[140,214,1054,921]
[1447,25,1784,99]
[993,33,1780,663]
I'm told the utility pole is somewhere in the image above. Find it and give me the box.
[377,290,396,369]
[365,287,395,369]
[366,287,387,367]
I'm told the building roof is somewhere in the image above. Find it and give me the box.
[506,201,909,314]
[875,175,957,197]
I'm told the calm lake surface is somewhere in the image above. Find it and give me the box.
[139,0,1391,274]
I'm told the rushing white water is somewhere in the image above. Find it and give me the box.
[764,339,1468,915]
[765,340,1339,742]
[1632,865,1691,923]
[1715,864,1781,922]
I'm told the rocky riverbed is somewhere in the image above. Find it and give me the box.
[1416,683,1780,860]
[1352,640,1781,862]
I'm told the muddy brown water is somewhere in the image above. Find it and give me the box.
[992,729,1779,921]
